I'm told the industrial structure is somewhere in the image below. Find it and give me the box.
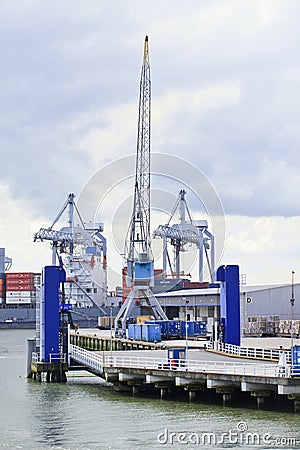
[153,189,215,283]
[23,38,300,416]
[114,36,168,335]
[34,193,107,309]
[154,282,300,338]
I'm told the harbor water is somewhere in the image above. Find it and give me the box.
[1,330,300,449]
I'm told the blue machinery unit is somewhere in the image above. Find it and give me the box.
[217,265,241,346]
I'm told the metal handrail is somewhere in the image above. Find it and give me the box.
[49,353,67,363]
[32,352,39,362]
[207,342,291,362]
[31,352,66,363]
[70,345,289,378]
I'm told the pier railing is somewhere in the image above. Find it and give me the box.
[70,345,104,373]
[31,352,67,363]
[207,342,290,362]
[69,345,290,378]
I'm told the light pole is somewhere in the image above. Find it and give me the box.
[185,298,189,361]
[290,270,295,366]
[110,301,113,358]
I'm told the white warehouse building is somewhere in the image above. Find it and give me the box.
[155,283,300,335]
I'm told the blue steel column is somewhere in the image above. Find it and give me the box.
[217,265,240,346]
[40,265,66,362]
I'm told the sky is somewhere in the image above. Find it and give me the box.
[1,0,300,288]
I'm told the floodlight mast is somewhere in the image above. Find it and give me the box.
[115,36,167,337]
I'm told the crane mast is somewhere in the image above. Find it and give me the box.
[115,36,168,336]
[126,36,152,281]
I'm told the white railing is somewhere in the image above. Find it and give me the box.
[49,353,67,363]
[207,342,291,362]
[70,345,289,378]
[32,352,39,362]
[31,352,66,363]
[70,345,104,373]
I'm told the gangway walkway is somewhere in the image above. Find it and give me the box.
[70,344,292,378]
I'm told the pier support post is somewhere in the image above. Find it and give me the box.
[189,390,196,402]
[215,387,234,406]
[132,385,139,396]
[222,393,232,406]
[26,338,36,378]
[256,396,265,409]
[289,395,300,413]
[251,391,271,410]
[293,397,300,413]
[160,387,169,399]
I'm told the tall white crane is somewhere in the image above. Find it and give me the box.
[114,36,167,336]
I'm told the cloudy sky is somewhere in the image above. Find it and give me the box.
[1,0,300,287]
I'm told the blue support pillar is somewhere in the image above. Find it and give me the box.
[40,266,66,362]
[216,265,240,346]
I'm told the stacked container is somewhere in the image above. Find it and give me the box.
[122,267,131,303]
[0,273,4,304]
[5,272,35,304]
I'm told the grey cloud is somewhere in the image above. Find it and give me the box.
[1,0,300,222]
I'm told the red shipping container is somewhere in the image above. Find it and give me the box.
[6,272,34,280]
[6,285,35,291]
[6,279,35,286]
[6,277,34,282]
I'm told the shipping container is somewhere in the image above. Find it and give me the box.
[135,324,142,341]
[180,320,207,338]
[128,324,135,340]
[6,272,34,278]
[6,280,35,287]
[5,296,33,304]
[6,284,35,291]
[97,315,115,329]
[168,320,182,338]
[194,320,207,336]
[146,320,169,338]
[181,321,196,337]
[127,324,142,340]
[141,323,161,342]
[6,291,33,297]
[136,315,152,325]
